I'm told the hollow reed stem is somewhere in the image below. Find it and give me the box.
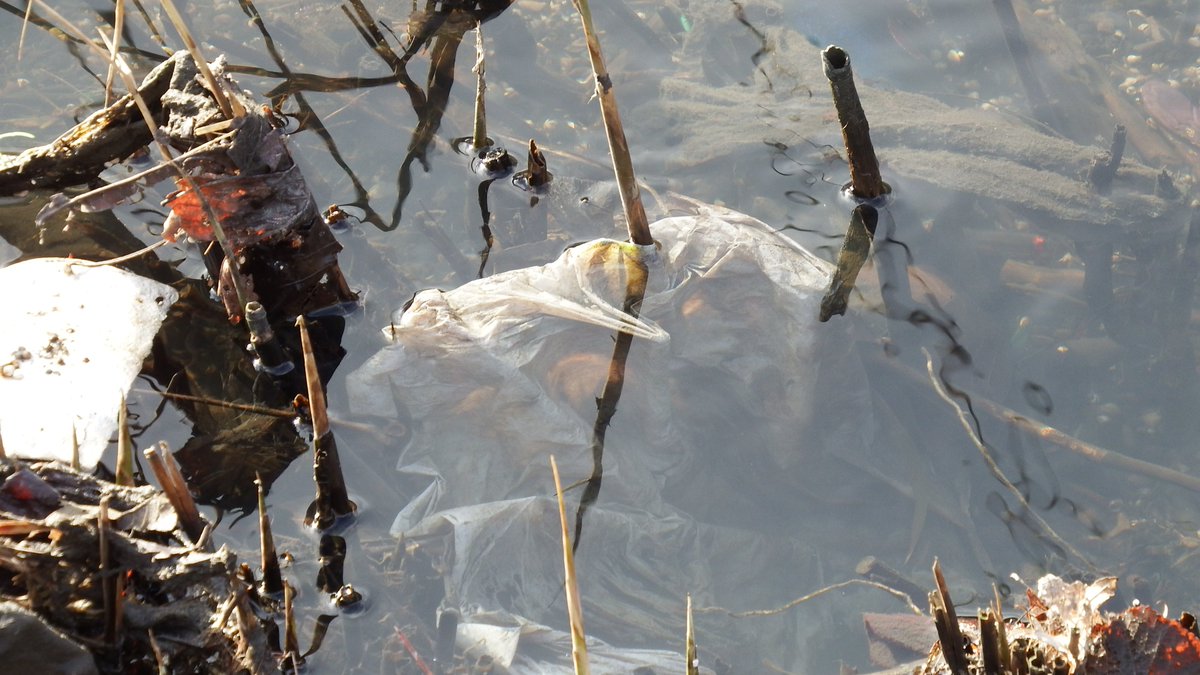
[822,46,886,200]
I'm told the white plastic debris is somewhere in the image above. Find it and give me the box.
[348,200,877,669]
[0,258,177,468]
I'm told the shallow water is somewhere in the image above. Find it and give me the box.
[4,0,1200,672]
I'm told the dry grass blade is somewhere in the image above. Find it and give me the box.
[103,0,126,106]
[686,594,698,675]
[569,0,651,246]
[551,456,590,675]
[157,0,243,119]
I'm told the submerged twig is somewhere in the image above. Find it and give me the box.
[874,352,1200,492]
[991,0,1061,132]
[820,204,878,321]
[695,578,923,618]
[922,349,1091,568]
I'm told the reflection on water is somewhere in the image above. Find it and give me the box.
[5,0,1200,671]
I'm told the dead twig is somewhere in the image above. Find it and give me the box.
[922,348,1091,568]
[695,578,923,618]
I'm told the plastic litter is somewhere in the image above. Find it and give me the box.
[349,199,876,669]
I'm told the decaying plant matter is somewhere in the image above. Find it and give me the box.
[0,458,270,673]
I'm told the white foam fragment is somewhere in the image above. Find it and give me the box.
[0,258,177,468]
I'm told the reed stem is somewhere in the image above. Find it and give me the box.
[822,46,886,200]
[571,0,651,246]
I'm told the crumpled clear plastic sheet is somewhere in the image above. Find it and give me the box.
[348,199,877,670]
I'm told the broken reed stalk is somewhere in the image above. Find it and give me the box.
[246,301,293,375]
[144,441,206,542]
[823,46,886,200]
[551,456,590,675]
[282,581,302,665]
[570,0,652,246]
[685,594,698,675]
[70,423,81,471]
[979,608,1003,675]
[525,139,551,188]
[992,587,1011,672]
[116,394,134,486]
[930,559,969,674]
[820,204,878,321]
[298,316,355,529]
[99,495,121,644]
[471,27,489,149]
[256,474,284,596]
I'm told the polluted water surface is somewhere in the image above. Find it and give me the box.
[4,0,1200,672]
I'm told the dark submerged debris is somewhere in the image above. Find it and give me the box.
[990,0,1061,133]
[1086,125,1126,195]
[0,458,270,673]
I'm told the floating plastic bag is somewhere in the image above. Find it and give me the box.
[348,200,876,669]
[0,259,177,468]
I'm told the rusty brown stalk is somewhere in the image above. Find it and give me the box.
[822,45,886,200]
[144,441,206,543]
